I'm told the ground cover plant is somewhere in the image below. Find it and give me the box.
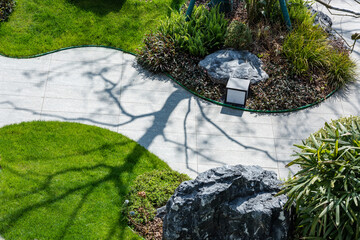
[124,170,190,239]
[137,0,356,111]
[0,121,184,239]
[0,0,185,56]
[280,116,360,239]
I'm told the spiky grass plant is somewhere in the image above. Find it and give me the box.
[279,116,360,239]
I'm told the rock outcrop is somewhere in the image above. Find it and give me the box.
[162,165,291,240]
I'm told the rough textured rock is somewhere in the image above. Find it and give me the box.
[307,5,333,33]
[162,165,290,240]
[198,50,269,85]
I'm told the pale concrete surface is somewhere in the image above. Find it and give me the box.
[0,3,359,180]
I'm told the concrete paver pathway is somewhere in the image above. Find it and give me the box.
[1,1,359,179]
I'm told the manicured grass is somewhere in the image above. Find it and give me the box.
[0,121,173,239]
[0,0,184,57]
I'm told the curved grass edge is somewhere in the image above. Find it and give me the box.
[0,45,339,114]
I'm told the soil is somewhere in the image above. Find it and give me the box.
[178,0,345,111]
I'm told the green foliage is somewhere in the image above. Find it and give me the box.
[279,116,360,239]
[0,121,171,239]
[126,170,190,225]
[245,0,282,25]
[0,0,186,57]
[136,33,176,73]
[282,21,329,74]
[283,2,356,87]
[0,0,15,22]
[288,0,313,26]
[224,20,252,50]
[327,50,356,88]
[158,5,228,56]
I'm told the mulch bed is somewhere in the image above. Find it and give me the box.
[171,0,346,111]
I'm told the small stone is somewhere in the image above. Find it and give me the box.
[198,50,269,85]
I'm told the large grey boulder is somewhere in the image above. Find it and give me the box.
[198,50,269,85]
[162,165,291,240]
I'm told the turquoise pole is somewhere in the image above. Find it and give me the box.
[279,0,292,30]
[185,0,196,21]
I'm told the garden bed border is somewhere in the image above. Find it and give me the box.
[0,45,338,114]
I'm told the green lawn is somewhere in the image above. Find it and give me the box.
[0,121,173,239]
[0,0,184,57]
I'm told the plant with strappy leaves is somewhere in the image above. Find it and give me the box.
[158,5,228,56]
[279,116,360,239]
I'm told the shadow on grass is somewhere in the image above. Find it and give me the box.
[0,124,161,239]
[67,0,127,15]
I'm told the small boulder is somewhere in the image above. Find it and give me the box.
[198,50,269,85]
[162,165,291,240]
[307,5,333,33]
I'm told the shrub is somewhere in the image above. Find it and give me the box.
[136,33,176,73]
[327,50,356,88]
[245,0,282,25]
[279,116,360,239]
[288,0,313,27]
[158,5,228,56]
[224,20,252,50]
[125,170,190,225]
[0,0,15,22]
[282,21,329,74]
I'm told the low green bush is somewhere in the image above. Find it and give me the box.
[283,1,356,87]
[158,5,228,56]
[280,116,360,239]
[224,20,252,50]
[327,50,356,88]
[245,0,282,25]
[136,33,176,73]
[125,170,190,225]
[0,0,15,22]
[282,21,329,74]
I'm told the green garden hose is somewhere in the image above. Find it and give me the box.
[279,0,292,30]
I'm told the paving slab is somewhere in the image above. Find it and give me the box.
[0,2,359,179]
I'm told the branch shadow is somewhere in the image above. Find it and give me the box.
[0,136,155,239]
[2,46,360,237]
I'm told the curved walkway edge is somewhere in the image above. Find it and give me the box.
[0,1,359,179]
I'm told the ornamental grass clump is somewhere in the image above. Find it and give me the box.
[136,32,176,73]
[279,116,360,239]
[283,0,356,88]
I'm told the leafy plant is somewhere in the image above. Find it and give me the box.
[125,170,190,225]
[279,116,360,239]
[282,10,356,86]
[327,50,356,88]
[136,32,176,73]
[245,0,282,25]
[158,5,228,56]
[0,0,15,22]
[282,21,329,74]
[288,0,313,26]
[224,20,252,50]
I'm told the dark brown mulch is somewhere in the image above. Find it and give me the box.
[246,21,334,111]
[130,217,163,240]
[177,1,340,111]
